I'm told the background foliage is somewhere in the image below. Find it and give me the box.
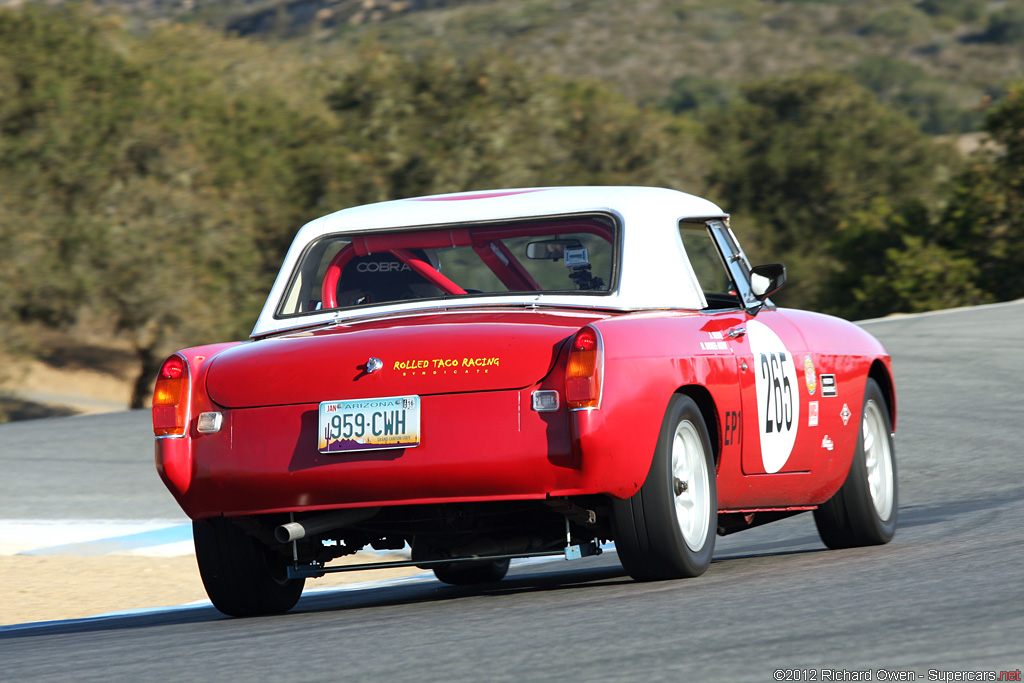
[0,1,1022,413]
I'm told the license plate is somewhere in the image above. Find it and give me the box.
[318,395,421,454]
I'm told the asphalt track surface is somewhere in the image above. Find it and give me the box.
[2,302,1022,681]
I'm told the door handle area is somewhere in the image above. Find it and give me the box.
[725,327,747,339]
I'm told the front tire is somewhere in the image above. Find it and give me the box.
[814,378,898,549]
[612,394,717,581]
[193,518,305,617]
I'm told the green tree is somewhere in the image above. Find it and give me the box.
[663,74,740,119]
[917,0,985,22]
[85,169,264,407]
[821,83,1024,318]
[978,6,1024,45]
[845,56,980,134]
[823,199,990,319]
[0,7,326,406]
[704,71,954,310]
[319,46,708,207]
[0,7,147,326]
[934,82,1024,301]
[853,235,989,315]
[0,13,716,409]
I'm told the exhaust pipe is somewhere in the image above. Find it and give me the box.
[274,507,381,544]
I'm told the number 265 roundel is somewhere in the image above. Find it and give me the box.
[747,320,801,473]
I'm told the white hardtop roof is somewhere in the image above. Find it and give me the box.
[253,186,728,337]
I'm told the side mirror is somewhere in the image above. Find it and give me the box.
[750,263,786,300]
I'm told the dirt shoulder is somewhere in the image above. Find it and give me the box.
[0,331,138,421]
[3,554,207,625]
[1,552,424,626]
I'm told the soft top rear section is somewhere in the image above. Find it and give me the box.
[253,187,723,338]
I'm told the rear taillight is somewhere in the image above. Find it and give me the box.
[565,326,603,410]
[153,355,190,437]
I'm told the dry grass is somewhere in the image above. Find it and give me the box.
[1,552,424,626]
[0,328,139,421]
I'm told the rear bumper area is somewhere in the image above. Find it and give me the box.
[158,389,596,519]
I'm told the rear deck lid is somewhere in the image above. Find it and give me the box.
[206,310,604,408]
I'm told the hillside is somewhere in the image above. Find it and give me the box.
[29,0,1024,135]
[344,0,1022,131]
[2,1,1023,422]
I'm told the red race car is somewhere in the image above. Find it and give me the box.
[153,187,897,616]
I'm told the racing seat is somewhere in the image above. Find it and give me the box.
[335,250,443,307]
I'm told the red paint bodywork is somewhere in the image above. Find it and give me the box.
[155,307,893,521]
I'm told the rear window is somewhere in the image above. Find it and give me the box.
[277,214,618,317]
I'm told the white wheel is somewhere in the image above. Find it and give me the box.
[814,378,898,549]
[671,420,711,552]
[612,394,717,581]
[862,399,894,521]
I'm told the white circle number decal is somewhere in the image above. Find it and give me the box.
[747,320,801,473]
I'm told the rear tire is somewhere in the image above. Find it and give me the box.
[611,394,717,581]
[433,559,510,586]
[814,378,898,549]
[193,518,305,617]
